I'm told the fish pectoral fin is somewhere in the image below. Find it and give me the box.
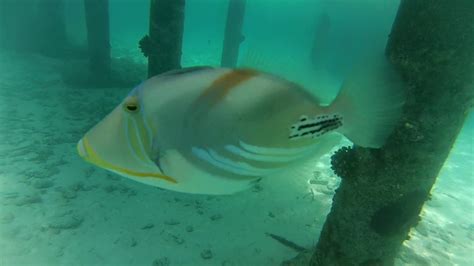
[158,149,259,195]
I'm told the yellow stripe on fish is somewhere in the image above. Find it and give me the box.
[81,136,177,184]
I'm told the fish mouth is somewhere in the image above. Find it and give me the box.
[77,138,88,159]
[76,136,178,184]
[77,136,99,165]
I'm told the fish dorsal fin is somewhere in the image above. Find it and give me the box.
[159,66,214,77]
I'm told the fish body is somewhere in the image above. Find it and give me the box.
[78,63,404,194]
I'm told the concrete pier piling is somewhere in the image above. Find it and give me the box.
[307,1,474,265]
[145,0,185,78]
[84,0,111,81]
[221,0,246,68]
[310,12,331,69]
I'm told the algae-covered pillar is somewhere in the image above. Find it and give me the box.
[310,1,474,265]
[0,0,13,49]
[84,0,111,81]
[0,0,68,54]
[36,0,68,57]
[221,0,246,67]
[143,0,185,78]
[310,12,331,69]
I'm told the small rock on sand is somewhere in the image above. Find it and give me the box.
[141,223,154,230]
[164,219,180,226]
[201,249,213,260]
[15,193,42,206]
[152,257,170,266]
[0,213,15,224]
[33,179,55,189]
[62,189,77,200]
[210,214,222,221]
[49,213,84,230]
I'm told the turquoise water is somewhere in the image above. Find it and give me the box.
[1,0,473,265]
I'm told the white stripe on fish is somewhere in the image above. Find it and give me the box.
[191,147,278,176]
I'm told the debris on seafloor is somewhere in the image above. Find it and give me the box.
[265,232,306,252]
[152,257,170,266]
[210,214,223,221]
[200,249,213,260]
[164,219,180,226]
[141,223,154,230]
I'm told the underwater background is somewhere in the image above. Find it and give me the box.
[0,0,473,265]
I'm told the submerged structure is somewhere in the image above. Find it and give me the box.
[221,0,247,67]
[302,0,474,265]
[141,0,185,78]
[0,0,68,56]
[310,12,331,69]
[84,0,111,82]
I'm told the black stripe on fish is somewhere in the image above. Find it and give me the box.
[297,117,339,131]
[289,114,343,139]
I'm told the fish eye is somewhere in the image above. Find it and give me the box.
[126,104,138,112]
[123,96,140,113]
[123,102,139,113]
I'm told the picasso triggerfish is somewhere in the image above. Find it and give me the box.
[77,61,404,194]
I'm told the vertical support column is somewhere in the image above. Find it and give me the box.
[146,0,185,78]
[0,0,68,54]
[36,0,68,57]
[84,0,111,80]
[310,13,331,69]
[0,0,9,48]
[221,0,246,68]
[310,0,474,265]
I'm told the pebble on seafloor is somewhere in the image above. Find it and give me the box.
[55,246,65,257]
[103,185,117,193]
[152,257,170,266]
[0,213,15,224]
[141,223,155,230]
[185,225,194,232]
[201,249,213,260]
[252,184,263,192]
[164,219,180,226]
[71,181,94,192]
[33,179,55,189]
[84,167,96,178]
[14,193,42,206]
[130,237,138,247]
[169,233,185,245]
[62,189,77,200]
[210,214,222,221]
[48,212,84,230]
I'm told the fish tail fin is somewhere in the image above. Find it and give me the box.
[329,56,405,148]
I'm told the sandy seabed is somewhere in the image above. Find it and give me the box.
[0,51,472,266]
